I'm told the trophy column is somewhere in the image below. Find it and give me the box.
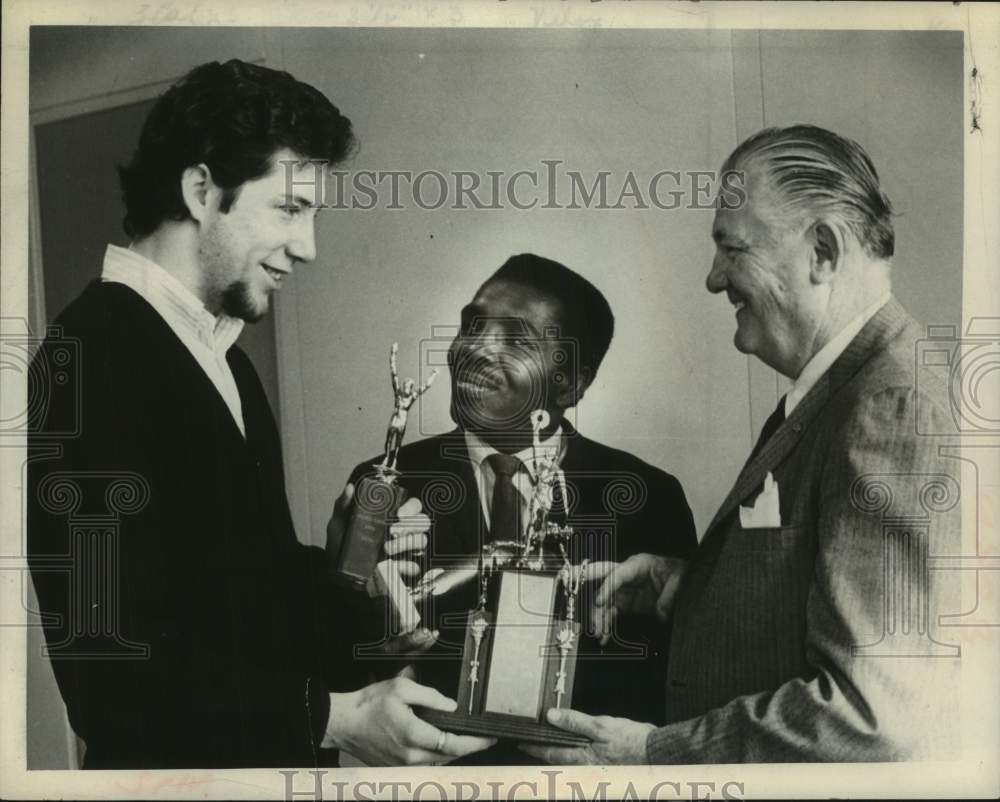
[335,475,408,588]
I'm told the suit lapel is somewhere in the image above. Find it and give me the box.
[704,378,828,535]
[702,297,911,539]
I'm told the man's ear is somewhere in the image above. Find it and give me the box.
[809,220,843,285]
[180,163,217,224]
[556,365,594,409]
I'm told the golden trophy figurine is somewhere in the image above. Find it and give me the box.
[333,342,437,588]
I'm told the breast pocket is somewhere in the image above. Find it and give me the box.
[734,523,809,551]
[725,525,814,589]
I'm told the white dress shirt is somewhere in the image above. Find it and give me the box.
[463,427,566,537]
[101,244,247,436]
[785,292,892,416]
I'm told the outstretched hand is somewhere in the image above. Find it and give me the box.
[582,553,689,645]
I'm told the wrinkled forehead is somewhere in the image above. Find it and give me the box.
[467,279,567,336]
[712,172,787,244]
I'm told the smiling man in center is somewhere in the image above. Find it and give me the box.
[346,253,698,764]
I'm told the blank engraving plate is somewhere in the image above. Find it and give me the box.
[483,572,558,717]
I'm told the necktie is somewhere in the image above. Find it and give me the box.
[747,395,787,463]
[486,453,522,542]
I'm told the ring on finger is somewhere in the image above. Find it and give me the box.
[435,731,447,753]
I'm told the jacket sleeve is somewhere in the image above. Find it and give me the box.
[646,385,962,762]
[654,471,698,560]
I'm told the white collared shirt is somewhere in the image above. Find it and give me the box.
[785,292,892,416]
[101,244,247,436]
[463,427,566,537]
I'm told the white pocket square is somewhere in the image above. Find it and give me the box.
[739,471,782,529]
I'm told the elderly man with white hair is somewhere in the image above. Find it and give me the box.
[529,124,961,763]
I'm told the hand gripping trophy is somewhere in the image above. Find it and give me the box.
[333,342,437,588]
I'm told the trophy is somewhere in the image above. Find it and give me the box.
[333,342,437,588]
[408,409,590,746]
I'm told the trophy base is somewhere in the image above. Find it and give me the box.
[415,708,589,747]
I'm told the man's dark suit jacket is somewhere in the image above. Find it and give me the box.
[348,427,697,734]
[27,281,352,769]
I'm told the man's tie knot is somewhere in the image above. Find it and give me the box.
[486,452,522,478]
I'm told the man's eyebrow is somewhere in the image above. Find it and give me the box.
[279,193,320,209]
[518,315,542,338]
[712,229,748,247]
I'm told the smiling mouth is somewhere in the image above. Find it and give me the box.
[455,377,502,396]
[262,265,287,284]
[457,379,498,390]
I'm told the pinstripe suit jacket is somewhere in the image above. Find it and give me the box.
[647,298,962,762]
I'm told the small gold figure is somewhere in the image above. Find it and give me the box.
[467,614,489,714]
[553,624,575,709]
[553,558,588,708]
[379,342,437,475]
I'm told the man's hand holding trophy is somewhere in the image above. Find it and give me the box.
[325,342,440,656]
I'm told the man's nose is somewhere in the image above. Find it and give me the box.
[706,253,728,294]
[288,217,317,264]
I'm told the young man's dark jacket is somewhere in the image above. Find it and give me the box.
[27,281,357,769]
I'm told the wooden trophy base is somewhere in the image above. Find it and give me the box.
[415,708,589,747]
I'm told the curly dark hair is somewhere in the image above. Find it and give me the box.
[118,59,356,238]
